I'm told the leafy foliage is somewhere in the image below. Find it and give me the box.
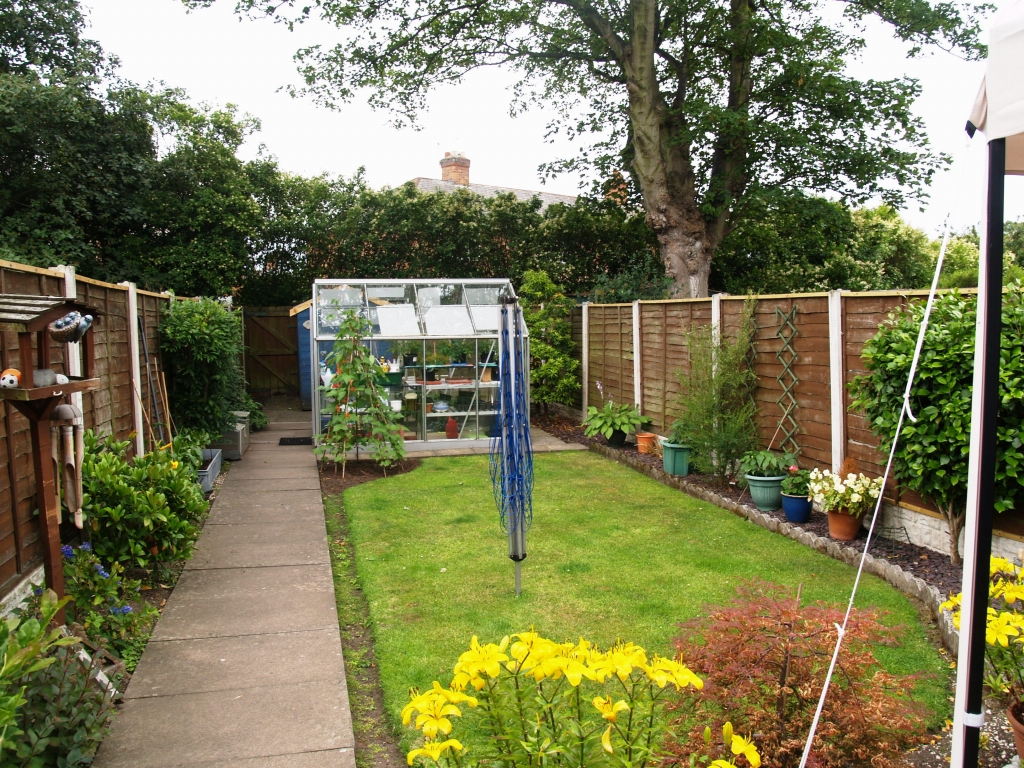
[160,298,246,435]
[849,286,1024,563]
[9,644,117,767]
[0,590,75,758]
[199,0,984,296]
[780,467,810,497]
[670,302,759,484]
[665,582,928,768]
[82,431,208,569]
[518,270,580,408]
[61,543,159,666]
[317,311,405,475]
[738,450,796,479]
[582,400,647,439]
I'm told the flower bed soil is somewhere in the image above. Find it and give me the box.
[532,412,964,599]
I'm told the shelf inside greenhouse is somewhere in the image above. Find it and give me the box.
[310,279,528,445]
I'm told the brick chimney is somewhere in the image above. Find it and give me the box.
[440,151,470,185]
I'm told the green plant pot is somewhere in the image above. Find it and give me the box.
[662,442,691,476]
[745,474,786,511]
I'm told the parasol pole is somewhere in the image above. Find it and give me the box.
[951,137,1006,767]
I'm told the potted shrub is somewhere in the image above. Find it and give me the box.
[582,400,647,448]
[739,450,796,511]
[780,466,812,523]
[661,423,692,477]
[807,463,884,540]
[941,558,1024,759]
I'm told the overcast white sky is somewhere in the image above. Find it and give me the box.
[84,0,1022,239]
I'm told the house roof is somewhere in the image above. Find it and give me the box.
[410,178,577,210]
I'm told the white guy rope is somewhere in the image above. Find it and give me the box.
[796,215,954,768]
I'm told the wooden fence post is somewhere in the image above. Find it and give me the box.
[711,294,722,376]
[632,301,642,410]
[581,302,590,413]
[828,289,846,472]
[122,282,145,457]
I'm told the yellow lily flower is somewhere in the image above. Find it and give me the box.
[592,695,630,722]
[987,611,1021,647]
[589,642,647,682]
[644,656,704,690]
[430,681,477,707]
[402,688,439,726]
[454,635,509,680]
[730,734,761,768]
[413,696,462,739]
[406,739,464,766]
[601,725,614,754]
[710,761,738,768]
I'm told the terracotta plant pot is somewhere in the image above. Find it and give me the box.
[635,432,657,454]
[1009,704,1024,759]
[827,509,862,541]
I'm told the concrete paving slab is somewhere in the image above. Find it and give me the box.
[218,477,321,493]
[188,748,355,768]
[206,494,326,526]
[227,453,317,469]
[225,465,318,481]
[187,521,330,570]
[265,420,315,431]
[126,628,345,699]
[244,443,316,454]
[151,564,337,641]
[95,679,353,768]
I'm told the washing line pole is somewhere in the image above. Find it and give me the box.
[951,137,1006,768]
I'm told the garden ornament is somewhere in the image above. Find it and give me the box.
[48,311,81,343]
[33,368,56,387]
[489,297,533,597]
[0,368,20,388]
[51,403,84,530]
[55,373,69,384]
[72,314,93,343]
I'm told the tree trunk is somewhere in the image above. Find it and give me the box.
[623,0,714,298]
[941,503,965,566]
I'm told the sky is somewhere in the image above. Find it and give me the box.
[84,0,1022,240]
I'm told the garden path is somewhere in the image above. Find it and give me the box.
[94,402,355,768]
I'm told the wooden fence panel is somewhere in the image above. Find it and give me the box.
[638,301,711,434]
[243,307,299,397]
[0,263,172,599]
[587,305,634,411]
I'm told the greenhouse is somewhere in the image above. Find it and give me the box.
[310,278,528,446]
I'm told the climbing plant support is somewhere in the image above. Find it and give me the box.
[775,306,800,455]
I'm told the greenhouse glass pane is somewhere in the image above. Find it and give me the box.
[464,285,506,305]
[317,285,366,335]
[367,285,413,303]
[469,305,500,331]
[377,305,421,336]
[424,305,475,336]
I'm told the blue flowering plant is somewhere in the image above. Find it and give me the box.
[61,544,158,663]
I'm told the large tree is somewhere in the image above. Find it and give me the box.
[192,0,984,297]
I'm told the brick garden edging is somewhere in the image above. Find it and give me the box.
[588,443,960,655]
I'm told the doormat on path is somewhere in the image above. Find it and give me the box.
[279,437,313,446]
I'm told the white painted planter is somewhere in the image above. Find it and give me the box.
[198,448,222,494]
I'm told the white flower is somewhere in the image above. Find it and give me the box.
[835,484,846,495]
[850,493,861,503]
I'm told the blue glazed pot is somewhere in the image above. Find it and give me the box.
[781,493,813,523]
[662,442,691,476]
[745,474,786,512]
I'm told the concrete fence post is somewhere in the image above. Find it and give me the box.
[581,302,590,413]
[828,289,846,472]
[632,301,642,409]
[122,282,145,457]
[56,266,84,414]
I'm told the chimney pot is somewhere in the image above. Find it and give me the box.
[440,151,470,185]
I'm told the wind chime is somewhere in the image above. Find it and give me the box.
[489,296,533,597]
[50,403,85,530]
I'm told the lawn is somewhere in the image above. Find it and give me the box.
[332,450,950,737]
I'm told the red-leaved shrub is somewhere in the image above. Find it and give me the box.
[662,582,928,768]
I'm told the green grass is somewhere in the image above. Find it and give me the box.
[339,451,951,736]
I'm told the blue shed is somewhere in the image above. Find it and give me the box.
[290,300,313,411]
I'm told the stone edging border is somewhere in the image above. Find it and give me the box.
[588,443,959,655]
